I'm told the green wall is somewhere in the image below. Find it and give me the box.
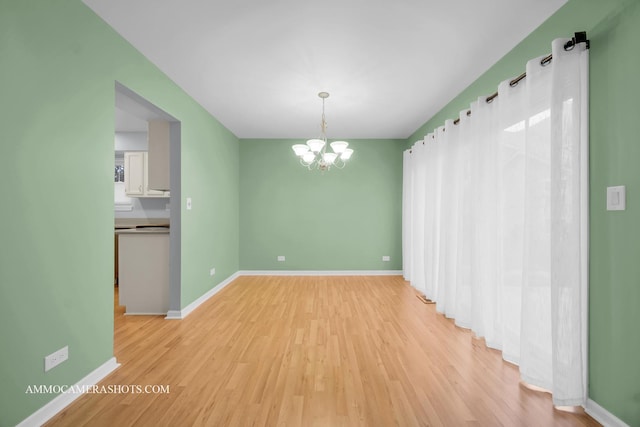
[3,0,638,425]
[406,0,640,424]
[240,139,403,271]
[588,1,640,424]
[0,1,239,426]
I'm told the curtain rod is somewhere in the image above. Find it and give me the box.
[448,31,589,127]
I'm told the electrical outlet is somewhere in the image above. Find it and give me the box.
[382,256,391,262]
[210,267,215,276]
[44,346,68,372]
[277,256,285,262]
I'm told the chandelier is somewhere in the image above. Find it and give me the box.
[292,92,353,171]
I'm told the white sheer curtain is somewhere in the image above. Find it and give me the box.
[401,38,589,406]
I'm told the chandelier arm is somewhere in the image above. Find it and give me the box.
[302,154,322,170]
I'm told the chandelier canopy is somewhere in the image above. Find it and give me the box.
[292,92,353,171]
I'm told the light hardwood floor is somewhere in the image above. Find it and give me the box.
[47,276,600,426]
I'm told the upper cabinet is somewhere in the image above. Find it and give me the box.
[124,151,145,196]
[124,152,169,198]
[147,120,170,191]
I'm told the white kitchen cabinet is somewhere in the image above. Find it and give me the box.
[124,151,170,198]
[117,229,169,315]
[124,151,145,196]
[147,120,170,191]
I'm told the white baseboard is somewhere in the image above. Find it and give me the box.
[17,357,120,427]
[239,270,403,276]
[124,312,167,316]
[164,309,182,320]
[165,271,240,320]
[585,399,630,427]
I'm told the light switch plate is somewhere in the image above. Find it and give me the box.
[186,197,192,210]
[606,186,626,211]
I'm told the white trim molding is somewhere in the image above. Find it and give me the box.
[164,309,183,320]
[239,270,403,276]
[17,357,120,427]
[585,399,630,427]
[165,271,240,320]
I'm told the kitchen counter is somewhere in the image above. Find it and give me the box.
[118,230,169,315]
[115,218,169,229]
[114,220,169,288]
[116,227,170,234]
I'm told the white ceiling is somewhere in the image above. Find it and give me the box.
[115,82,180,132]
[114,107,148,132]
[87,0,566,139]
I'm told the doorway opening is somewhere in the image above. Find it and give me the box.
[114,82,181,320]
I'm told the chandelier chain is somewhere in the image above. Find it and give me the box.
[321,97,327,138]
